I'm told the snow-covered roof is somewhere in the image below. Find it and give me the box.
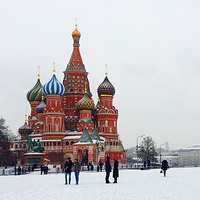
[62,135,81,140]
[41,139,61,142]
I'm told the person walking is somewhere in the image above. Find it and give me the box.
[113,159,119,183]
[74,158,81,185]
[161,159,169,177]
[105,156,111,183]
[64,157,73,185]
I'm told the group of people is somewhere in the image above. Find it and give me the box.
[143,160,151,170]
[40,164,48,175]
[14,165,30,175]
[64,156,119,185]
[64,157,81,185]
[105,156,119,183]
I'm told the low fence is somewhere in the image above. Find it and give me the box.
[0,164,160,176]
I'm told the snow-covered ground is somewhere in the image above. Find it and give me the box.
[0,167,200,200]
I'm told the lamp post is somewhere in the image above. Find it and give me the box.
[136,134,145,168]
[160,142,167,165]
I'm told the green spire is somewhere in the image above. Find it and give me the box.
[79,128,93,143]
[92,128,101,141]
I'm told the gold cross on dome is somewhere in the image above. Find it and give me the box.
[105,64,108,76]
[38,66,40,79]
[53,61,56,75]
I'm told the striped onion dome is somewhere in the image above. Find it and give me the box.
[97,76,115,96]
[43,74,65,96]
[36,100,46,113]
[27,79,43,102]
[76,93,95,110]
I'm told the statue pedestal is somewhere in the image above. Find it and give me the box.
[24,152,45,165]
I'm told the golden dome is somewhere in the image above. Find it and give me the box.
[72,25,81,37]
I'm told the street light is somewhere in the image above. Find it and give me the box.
[136,134,145,168]
[160,142,167,165]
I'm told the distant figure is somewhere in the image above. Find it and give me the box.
[113,159,119,183]
[40,164,44,175]
[143,161,146,170]
[99,162,104,172]
[44,165,48,174]
[105,156,111,183]
[17,166,22,175]
[64,157,73,185]
[161,160,169,177]
[28,165,31,173]
[14,165,17,175]
[91,162,94,171]
[74,158,81,185]
[87,164,90,171]
[147,160,151,170]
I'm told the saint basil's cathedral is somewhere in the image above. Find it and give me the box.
[11,25,126,165]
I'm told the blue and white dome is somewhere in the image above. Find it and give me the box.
[43,74,65,96]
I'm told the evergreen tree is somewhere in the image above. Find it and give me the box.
[138,136,158,162]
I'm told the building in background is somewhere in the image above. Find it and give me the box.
[10,25,126,165]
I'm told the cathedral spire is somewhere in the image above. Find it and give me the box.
[67,25,85,71]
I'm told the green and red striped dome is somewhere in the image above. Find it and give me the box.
[27,79,43,102]
[97,76,115,96]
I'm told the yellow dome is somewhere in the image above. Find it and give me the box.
[72,25,81,37]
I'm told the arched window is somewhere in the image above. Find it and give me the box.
[68,120,71,129]
[58,142,61,146]
[70,141,74,145]
[72,120,75,127]
[15,144,18,149]
[70,89,73,92]
[53,142,56,146]
[65,141,69,146]
[48,124,51,132]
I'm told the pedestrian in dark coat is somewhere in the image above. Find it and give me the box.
[40,164,44,175]
[143,161,146,170]
[147,160,151,170]
[64,157,73,184]
[99,162,104,172]
[161,160,169,177]
[74,158,81,185]
[44,165,48,174]
[105,156,111,183]
[17,166,21,175]
[14,165,17,175]
[28,165,31,173]
[113,159,119,183]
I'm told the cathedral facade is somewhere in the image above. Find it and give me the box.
[11,25,126,165]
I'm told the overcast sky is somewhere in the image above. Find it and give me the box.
[0,0,200,150]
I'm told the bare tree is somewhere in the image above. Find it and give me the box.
[138,136,158,162]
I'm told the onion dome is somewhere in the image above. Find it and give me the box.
[97,75,115,96]
[76,93,95,110]
[18,117,33,136]
[72,25,81,38]
[27,78,43,102]
[43,70,65,96]
[35,98,46,113]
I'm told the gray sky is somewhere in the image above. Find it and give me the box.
[1,0,200,150]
